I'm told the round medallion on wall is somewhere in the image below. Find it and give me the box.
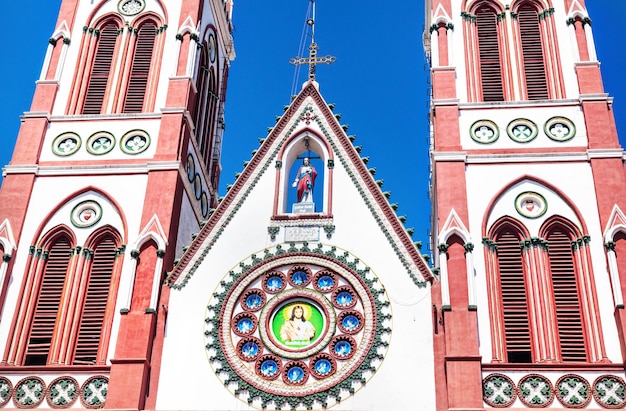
[186,154,196,182]
[514,191,547,219]
[52,132,81,156]
[117,0,145,16]
[545,116,576,142]
[205,245,391,410]
[120,130,150,155]
[554,374,591,408]
[0,377,12,407]
[507,118,538,143]
[470,120,499,144]
[13,377,45,408]
[200,191,210,218]
[517,374,554,407]
[87,132,115,155]
[80,376,108,409]
[482,373,516,408]
[592,375,626,408]
[71,201,103,228]
[193,174,202,200]
[46,376,79,408]
[208,33,217,63]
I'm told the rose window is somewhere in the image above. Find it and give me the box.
[205,246,391,409]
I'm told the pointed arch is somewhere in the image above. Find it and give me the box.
[486,217,533,363]
[121,215,167,313]
[604,205,626,308]
[41,21,71,81]
[68,9,166,115]
[463,0,507,102]
[511,0,564,99]
[275,129,333,216]
[3,188,128,366]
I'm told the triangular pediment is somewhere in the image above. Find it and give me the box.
[604,204,626,241]
[169,81,432,287]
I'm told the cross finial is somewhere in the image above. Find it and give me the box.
[289,0,336,81]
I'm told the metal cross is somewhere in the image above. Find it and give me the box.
[289,7,336,82]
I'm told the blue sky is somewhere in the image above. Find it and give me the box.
[0,1,624,256]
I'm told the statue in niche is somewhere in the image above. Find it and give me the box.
[292,157,317,203]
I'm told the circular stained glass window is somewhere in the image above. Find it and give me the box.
[545,116,576,142]
[470,120,499,144]
[52,132,81,156]
[205,247,391,409]
[120,130,150,155]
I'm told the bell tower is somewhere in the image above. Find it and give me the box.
[428,0,626,409]
[0,0,234,409]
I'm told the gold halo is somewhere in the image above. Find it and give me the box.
[282,303,312,321]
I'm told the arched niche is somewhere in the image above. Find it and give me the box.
[276,131,331,216]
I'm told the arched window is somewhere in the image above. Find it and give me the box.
[494,225,532,363]
[123,21,158,113]
[82,21,120,114]
[486,215,602,363]
[74,234,118,365]
[544,223,587,362]
[6,226,123,366]
[476,5,504,101]
[517,4,549,100]
[24,234,73,366]
[71,13,165,115]
[193,31,221,174]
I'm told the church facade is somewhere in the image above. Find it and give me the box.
[428,0,626,409]
[0,0,624,410]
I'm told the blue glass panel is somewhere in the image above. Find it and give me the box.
[314,359,332,375]
[292,271,308,285]
[267,276,283,291]
[241,342,259,358]
[246,293,262,309]
[260,360,278,377]
[237,318,254,333]
[317,275,334,289]
[334,341,352,356]
[342,315,359,331]
[287,366,305,383]
[336,292,353,306]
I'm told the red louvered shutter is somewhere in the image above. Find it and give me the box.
[123,22,157,113]
[25,237,72,365]
[476,7,504,102]
[73,237,116,365]
[518,6,549,100]
[82,23,118,114]
[546,228,587,362]
[496,229,532,363]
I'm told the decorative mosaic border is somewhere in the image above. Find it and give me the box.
[204,244,391,409]
[0,375,108,409]
[483,373,625,409]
